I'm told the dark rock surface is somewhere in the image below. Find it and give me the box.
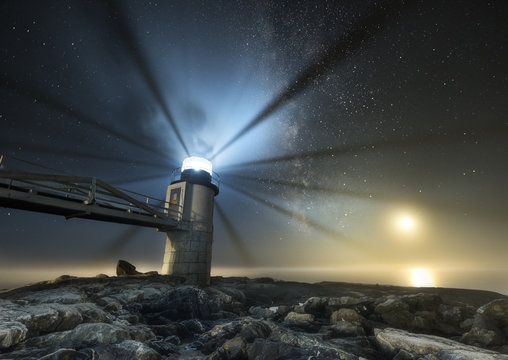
[0,275,507,359]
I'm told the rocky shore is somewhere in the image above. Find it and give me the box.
[1,273,507,359]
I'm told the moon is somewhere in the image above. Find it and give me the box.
[398,215,416,232]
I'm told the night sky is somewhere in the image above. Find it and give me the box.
[1,1,507,292]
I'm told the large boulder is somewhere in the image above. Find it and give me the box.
[0,321,28,349]
[116,260,141,276]
[461,299,508,348]
[208,336,247,360]
[330,308,365,325]
[479,299,508,329]
[0,300,83,335]
[375,327,508,359]
[375,297,414,328]
[284,312,315,323]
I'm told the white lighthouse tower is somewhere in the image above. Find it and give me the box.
[161,157,219,286]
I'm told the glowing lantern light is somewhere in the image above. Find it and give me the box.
[181,156,213,175]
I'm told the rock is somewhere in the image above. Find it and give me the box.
[375,327,508,359]
[391,349,416,360]
[178,319,207,338]
[246,338,307,360]
[283,312,317,332]
[375,297,414,328]
[23,288,84,304]
[21,322,133,351]
[0,321,28,349]
[93,340,161,360]
[330,308,365,325]
[301,296,328,316]
[284,312,314,322]
[327,296,365,308]
[1,275,508,360]
[0,301,83,335]
[460,299,508,347]
[402,293,442,312]
[238,320,271,342]
[140,287,215,320]
[248,306,276,319]
[461,326,505,347]
[47,275,78,284]
[39,348,90,360]
[437,303,475,335]
[328,321,366,337]
[74,303,109,323]
[117,260,141,276]
[268,323,358,360]
[209,336,247,360]
[479,299,508,329]
[218,287,247,304]
[149,339,179,356]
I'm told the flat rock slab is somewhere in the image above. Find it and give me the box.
[375,327,508,359]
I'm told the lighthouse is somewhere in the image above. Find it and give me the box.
[161,157,219,286]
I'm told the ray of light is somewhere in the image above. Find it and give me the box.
[105,0,190,157]
[92,226,143,266]
[215,201,255,266]
[222,181,377,258]
[0,75,169,162]
[223,125,508,169]
[109,172,171,186]
[210,1,409,160]
[224,173,508,223]
[1,142,166,169]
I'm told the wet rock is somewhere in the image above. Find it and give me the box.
[0,321,28,349]
[116,259,142,276]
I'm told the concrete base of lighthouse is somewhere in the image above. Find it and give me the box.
[160,160,218,287]
[162,228,213,286]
